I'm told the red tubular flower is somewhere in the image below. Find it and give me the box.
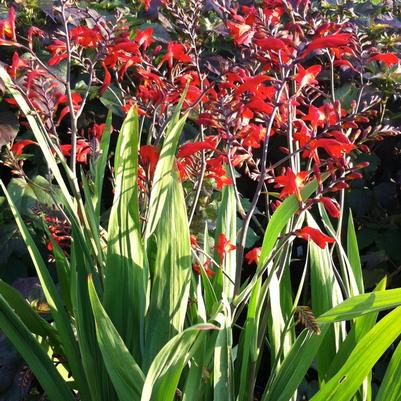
[89,123,111,140]
[56,92,83,125]
[139,145,160,178]
[177,140,216,158]
[70,26,102,48]
[27,26,45,50]
[295,227,335,249]
[314,138,355,158]
[99,63,111,96]
[320,197,341,218]
[160,42,192,68]
[302,33,352,57]
[60,139,91,164]
[227,21,254,46]
[369,53,399,68]
[206,156,233,189]
[275,168,308,201]
[0,7,16,43]
[8,52,28,79]
[294,65,321,94]
[235,75,272,96]
[215,233,236,264]
[193,260,215,278]
[190,235,199,248]
[135,27,154,49]
[245,247,262,265]
[11,139,37,155]
[47,40,67,66]
[254,37,290,55]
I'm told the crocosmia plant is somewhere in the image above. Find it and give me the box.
[0,0,401,400]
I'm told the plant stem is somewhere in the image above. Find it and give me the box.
[61,0,78,175]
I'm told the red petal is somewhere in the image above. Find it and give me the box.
[11,139,36,155]
[302,33,352,57]
[99,63,111,96]
[177,141,216,158]
[296,226,335,249]
[244,247,262,265]
[320,197,341,218]
[369,52,399,67]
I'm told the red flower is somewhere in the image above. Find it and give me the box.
[160,42,192,68]
[193,260,215,278]
[11,139,36,155]
[206,156,233,189]
[8,52,28,79]
[275,168,308,201]
[319,197,341,218]
[227,21,254,46]
[135,27,154,49]
[190,235,199,248]
[294,65,321,94]
[99,63,111,96]
[27,26,45,50]
[302,33,352,57]
[314,138,355,158]
[295,226,335,249]
[89,123,111,140]
[239,124,266,149]
[56,92,83,125]
[369,52,399,68]
[177,140,216,158]
[0,7,16,43]
[254,37,290,55]
[70,26,102,48]
[139,145,160,178]
[215,233,236,264]
[235,75,272,96]
[245,247,262,265]
[47,38,69,65]
[60,139,91,164]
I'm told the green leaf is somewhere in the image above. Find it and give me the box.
[1,181,91,400]
[91,110,113,222]
[317,289,401,323]
[144,113,188,239]
[144,167,192,369]
[0,279,57,341]
[307,212,344,380]
[141,324,215,401]
[311,306,401,401]
[213,167,236,301]
[143,104,191,369]
[236,277,264,401]
[88,276,145,401]
[104,107,146,363]
[70,226,115,401]
[347,211,364,294]
[375,339,401,401]
[214,305,234,401]
[262,327,327,401]
[0,294,75,401]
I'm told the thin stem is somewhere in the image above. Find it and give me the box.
[61,0,78,175]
